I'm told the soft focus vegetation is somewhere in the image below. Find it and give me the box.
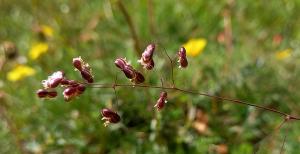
[1,0,300,153]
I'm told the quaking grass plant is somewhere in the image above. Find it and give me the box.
[36,43,300,148]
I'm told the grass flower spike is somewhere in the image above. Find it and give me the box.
[42,71,64,89]
[72,57,94,83]
[115,58,145,84]
[178,47,188,68]
[138,44,155,70]
[37,58,90,101]
[154,91,168,110]
[36,89,57,98]
[101,108,121,126]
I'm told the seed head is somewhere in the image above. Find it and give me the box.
[178,47,188,68]
[114,58,145,84]
[42,71,64,89]
[131,71,145,84]
[154,91,168,110]
[142,44,155,62]
[122,65,136,79]
[36,89,48,98]
[62,84,86,101]
[138,44,156,70]
[114,58,128,70]
[72,57,94,83]
[101,108,121,126]
[80,69,94,83]
[47,91,58,98]
[145,59,154,70]
[60,79,78,86]
[36,89,57,98]
[63,87,77,96]
[72,57,83,71]
[77,84,86,94]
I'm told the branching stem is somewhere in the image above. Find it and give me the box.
[87,83,300,120]
[155,43,175,87]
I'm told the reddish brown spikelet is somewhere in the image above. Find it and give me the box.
[114,58,127,69]
[122,65,135,79]
[154,91,168,110]
[101,108,121,126]
[141,44,155,62]
[36,89,58,98]
[145,59,154,70]
[72,57,83,71]
[178,47,188,68]
[72,57,94,83]
[63,87,77,96]
[77,84,86,94]
[47,91,58,98]
[42,71,64,88]
[138,44,156,70]
[114,58,145,84]
[132,71,145,84]
[36,89,48,98]
[80,69,94,83]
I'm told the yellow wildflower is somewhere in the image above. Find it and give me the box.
[28,42,49,60]
[183,38,207,57]
[41,25,54,38]
[7,65,36,82]
[276,49,291,60]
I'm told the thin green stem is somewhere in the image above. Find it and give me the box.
[156,43,175,87]
[116,0,141,55]
[86,83,300,120]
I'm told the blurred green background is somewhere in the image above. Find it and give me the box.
[1,0,300,153]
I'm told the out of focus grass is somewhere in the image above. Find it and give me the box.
[1,0,300,153]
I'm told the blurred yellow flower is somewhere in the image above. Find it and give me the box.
[41,25,54,38]
[28,42,49,60]
[276,49,291,60]
[183,38,207,57]
[7,65,36,82]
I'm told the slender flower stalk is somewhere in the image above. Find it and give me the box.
[37,45,300,130]
[86,82,300,121]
